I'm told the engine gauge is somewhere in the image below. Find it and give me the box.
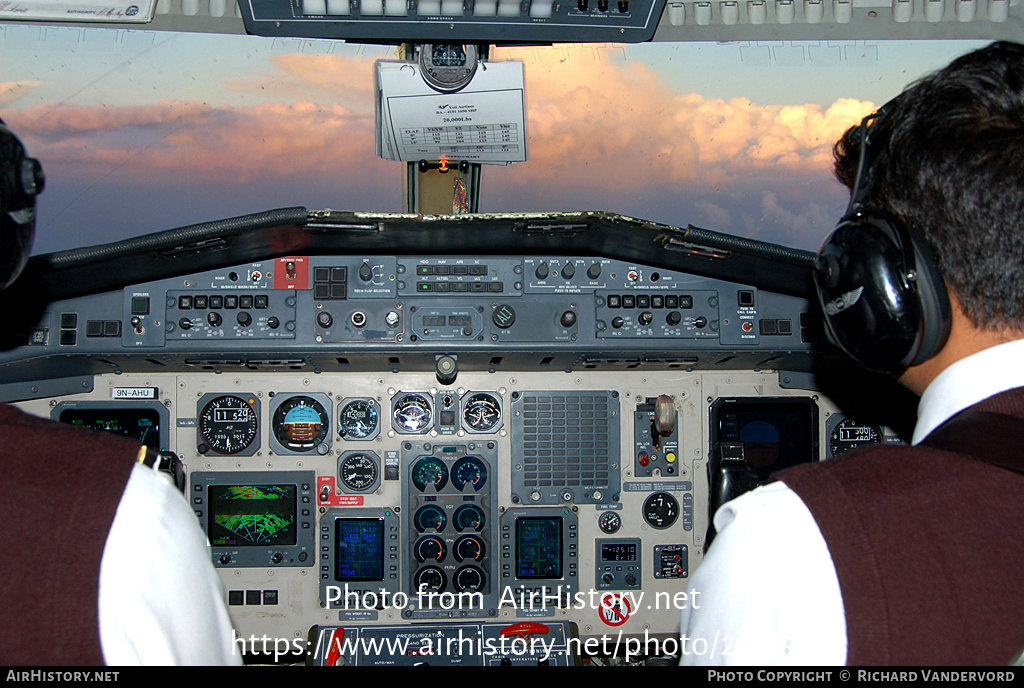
[462,392,502,433]
[453,565,486,593]
[453,504,486,532]
[450,456,488,492]
[338,399,380,441]
[393,393,433,434]
[411,456,449,492]
[414,535,447,563]
[271,395,330,454]
[415,505,448,533]
[414,566,447,594]
[828,416,885,457]
[642,492,679,530]
[197,394,259,456]
[454,535,486,562]
[338,452,379,492]
[599,511,622,534]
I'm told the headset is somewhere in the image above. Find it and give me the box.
[0,119,45,291]
[813,100,951,375]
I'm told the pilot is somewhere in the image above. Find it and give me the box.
[680,41,1024,665]
[0,120,240,665]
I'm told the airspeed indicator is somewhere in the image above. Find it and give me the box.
[339,452,379,492]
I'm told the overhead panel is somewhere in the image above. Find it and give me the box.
[237,0,668,42]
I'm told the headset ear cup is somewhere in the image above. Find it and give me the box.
[0,123,42,290]
[903,222,952,366]
[814,213,950,373]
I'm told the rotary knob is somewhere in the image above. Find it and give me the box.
[492,304,516,329]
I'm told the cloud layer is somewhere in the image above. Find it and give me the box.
[4,50,874,251]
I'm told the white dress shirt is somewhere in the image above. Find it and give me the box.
[679,339,1024,665]
[98,463,241,665]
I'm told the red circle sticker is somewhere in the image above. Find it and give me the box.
[599,593,632,627]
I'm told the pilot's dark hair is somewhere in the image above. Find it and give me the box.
[833,40,1024,332]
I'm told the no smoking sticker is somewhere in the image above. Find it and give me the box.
[599,593,632,627]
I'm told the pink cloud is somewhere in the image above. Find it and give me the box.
[9,99,380,184]
[222,53,379,111]
[487,47,876,191]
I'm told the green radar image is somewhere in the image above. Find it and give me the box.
[209,484,297,546]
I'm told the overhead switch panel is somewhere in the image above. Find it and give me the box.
[238,0,667,42]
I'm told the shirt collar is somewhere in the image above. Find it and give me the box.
[913,338,1024,444]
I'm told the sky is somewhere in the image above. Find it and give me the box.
[0,26,988,254]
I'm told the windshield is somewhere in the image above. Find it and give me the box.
[0,28,987,254]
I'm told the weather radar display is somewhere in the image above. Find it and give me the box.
[209,485,297,547]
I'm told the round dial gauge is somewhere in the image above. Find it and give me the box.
[599,511,622,534]
[642,492,679,529]
[462,392,501,433]
[198,395,258,455]
[829,416,884,457]
[415,536,447,563]
[393,393,433,434]
[414,566,447,594]
[453,504,486,532]
[339,453,378,491]
[272,396,329,452]
[411,456,449,492]
[454,535,486,562]
[339,399,379,440]
[450,456,488,491]
[415,505,448,533]
[453,565,486,593]
[419,44,479,93]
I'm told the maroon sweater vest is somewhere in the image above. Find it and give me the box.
[780,388,1024,665]
[0,404,138,665]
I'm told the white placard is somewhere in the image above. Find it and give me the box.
[111,387,158,399]
[376,59,527,165]
[0,0,156,23]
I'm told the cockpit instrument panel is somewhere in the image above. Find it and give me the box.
[3,248,897,662]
